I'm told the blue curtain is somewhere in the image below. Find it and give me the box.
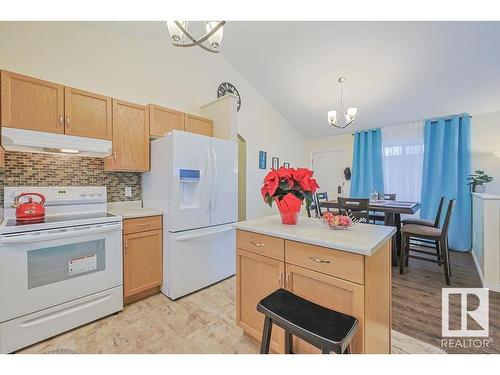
[350,129,384,198]
[420,114,471,251]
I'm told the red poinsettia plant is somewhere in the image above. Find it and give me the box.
[261,167,320,211]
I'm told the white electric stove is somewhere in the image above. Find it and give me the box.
[0,186,124,353]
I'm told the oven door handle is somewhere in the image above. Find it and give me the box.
[0,223,123,245]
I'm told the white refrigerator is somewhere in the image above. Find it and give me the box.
[142,130,237,299]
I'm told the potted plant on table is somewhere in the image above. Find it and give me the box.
[261,167,319,225]
[467,170,493,193]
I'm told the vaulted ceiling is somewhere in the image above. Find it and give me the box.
[83,21,500,139]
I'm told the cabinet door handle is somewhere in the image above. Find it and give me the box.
[58,114,64,126]
[137,223,150,228]
[66,115,70,126]
[113,152,117,160]
[278,271,283,288]
[250,241,265,247]
[285,272,290,289]
[125,240,128,248]
[309,256,331,264]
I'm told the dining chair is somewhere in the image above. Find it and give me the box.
[306,194,319,218]
[315,192,331,215]
[337,197,370,222]
[369,193,396,224]
[401,196,446,266]
[400,198,455,285]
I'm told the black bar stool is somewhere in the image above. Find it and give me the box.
[257,289,358,354]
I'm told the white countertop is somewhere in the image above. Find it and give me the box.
[107,201,163,219]
[236,215,396,256]
[472,192,500,200]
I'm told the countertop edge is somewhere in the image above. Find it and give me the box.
[107,209,164,220]
[235,225,396,256]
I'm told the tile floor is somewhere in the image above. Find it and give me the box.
[19,277,444,354]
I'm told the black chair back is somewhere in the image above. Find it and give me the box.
[440,198,455,236]
[315,192,329,215]
[306,194,319,218]
[338,197,370,222]
[433,196,446,228]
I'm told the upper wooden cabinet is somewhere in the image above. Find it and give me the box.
[64,87,112,140]
[0,71,112,140]
[1,70,64,134]
[149,104,184,138]
[184,113,213,137]
[106,99,150,172]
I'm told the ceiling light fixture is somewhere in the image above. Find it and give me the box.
[167,21,225,53]
[328,77,357,129]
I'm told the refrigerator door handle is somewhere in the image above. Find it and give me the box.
[211,147,218,213]
[205,147,211,213]
[175,226,234,241]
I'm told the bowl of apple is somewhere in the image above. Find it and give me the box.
[319,212,358,230]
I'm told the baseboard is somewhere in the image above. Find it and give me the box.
[471,250,500,293]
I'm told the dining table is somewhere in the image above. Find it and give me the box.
[319,199,421,266]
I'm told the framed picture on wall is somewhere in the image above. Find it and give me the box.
[259,151,267,169]
[272,157,279,169]
[283,162,290,168]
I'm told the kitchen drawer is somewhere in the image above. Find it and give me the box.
[236,230,284,261]
[285,240,364,284]
[123,216,162,235]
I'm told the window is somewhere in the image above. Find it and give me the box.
[381,122,425,205]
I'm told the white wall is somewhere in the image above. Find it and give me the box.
[305,133,354,195]
[470,111,500,195]
[306,110,500,196]
[0,22,306,219]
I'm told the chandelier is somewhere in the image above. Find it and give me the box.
[167,21,225,53]
[328,77,357,129]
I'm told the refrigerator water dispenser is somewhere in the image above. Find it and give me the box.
[179,169,200,208]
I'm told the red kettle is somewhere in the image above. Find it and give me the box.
[12,193,46,221]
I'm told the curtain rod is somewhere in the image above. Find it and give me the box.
[351,113,472,135]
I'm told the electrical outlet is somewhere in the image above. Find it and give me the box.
[124,187,132,197]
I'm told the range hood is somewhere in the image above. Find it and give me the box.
[1,128,112,158]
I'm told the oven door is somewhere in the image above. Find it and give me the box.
[0,222,123,322]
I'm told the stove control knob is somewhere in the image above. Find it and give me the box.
[88,191,95,197]
[80,191,88,197]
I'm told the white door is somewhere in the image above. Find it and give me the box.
[210,137,238,226]
[169,131,211,232]
[312,151,344,198]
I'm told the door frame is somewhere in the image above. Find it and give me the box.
[310,150,345,197]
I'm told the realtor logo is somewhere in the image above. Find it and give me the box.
[442,288,489,337]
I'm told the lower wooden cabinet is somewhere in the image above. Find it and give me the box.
[123,216,163,304]
[236,229,392,354]
[236,248,285,353]
[285,264,364,354]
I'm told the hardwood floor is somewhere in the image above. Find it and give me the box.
[392,250,500,354]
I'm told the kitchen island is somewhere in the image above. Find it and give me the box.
[235,215,396,354]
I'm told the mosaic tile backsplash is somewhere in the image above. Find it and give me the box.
[0,152,142,206]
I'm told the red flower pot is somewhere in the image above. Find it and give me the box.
[275,193,302,225]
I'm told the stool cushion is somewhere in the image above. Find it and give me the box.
[401,224,442,238]
[401,218,434,227]
[257,289,358,348]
